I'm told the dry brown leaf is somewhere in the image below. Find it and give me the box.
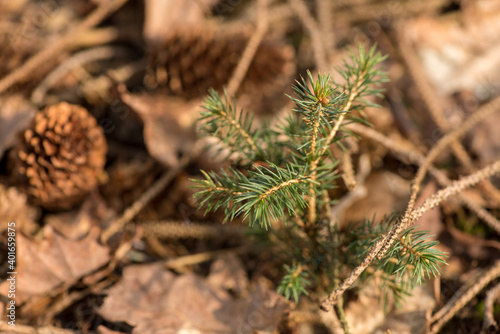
[372,285,435,334]
[0,95,37,159]
[118,86,199,167]
[99,262,287,334]
[468,112,500,167]
[0,225,110,304]
[340,170,410,226]
[208,253,249,296]
[345,281,434,334]
[143,0,219,43]
[43,190,116,239]
[0,183,40,235]
[405,4,500,97]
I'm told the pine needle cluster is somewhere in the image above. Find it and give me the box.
[193,45,447,309]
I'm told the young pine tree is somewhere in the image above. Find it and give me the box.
[193,45,446,313]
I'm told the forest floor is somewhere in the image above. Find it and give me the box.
[1,0,500,333]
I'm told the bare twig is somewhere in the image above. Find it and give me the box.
[347,122,500,234]
[407,94,500,212]
[289,0,328,71]
[101,155,190,243]
[0,0,129,95]
[430,261,500,334]
[226,0,268,97]
[317,0,335,56]
[321,158,500,311]
[482,282,500,333]
[31,46,129,104]
[399,29,500,206]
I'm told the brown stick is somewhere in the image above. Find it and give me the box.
[0,0,129,95]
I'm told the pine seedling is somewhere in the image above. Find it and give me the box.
[193,45,447,309]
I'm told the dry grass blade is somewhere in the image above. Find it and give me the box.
[408,94,500,211]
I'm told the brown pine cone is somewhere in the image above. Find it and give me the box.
[146,27,295,110]
[11,102,107,210]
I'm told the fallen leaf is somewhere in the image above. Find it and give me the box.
[405,3,500,97]
[0,225,110,304]
[340,170,410,226]
[118,85,199,167]
[143,0,219,43]
[43,190,116,239]
[0,182,40,235]
[208,253,249,296]
[99,262,287,334]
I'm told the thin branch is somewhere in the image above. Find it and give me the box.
[321,158,500,311]
[226,0,268,97]
[307,104,326,224]
[317,0,335,55]
[261,177,309,199]
[31,46,129,104]
[399,28,500,206]
[0,0,129,95]
[407,93,500,212]
[347,122,500,234]
[318,69,367,159]
[430,261,500,334]
[482,282,500,333]
[289,0,328,71]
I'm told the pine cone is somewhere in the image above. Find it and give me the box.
[11,102,107,210]
[146,27,295,109]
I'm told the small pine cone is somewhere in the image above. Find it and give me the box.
[146,27,295,106]
[11,102,107,210]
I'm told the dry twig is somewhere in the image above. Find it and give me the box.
[398,29,500,206]
[482,282,500,333]
[0,0,129,95]
[347,122,500,234]
[289,0,328,71]
[321,158,500,311]
[226,0,269,97]
[164,246,247,269]
[430,261,500,334]
[30,46,129,104]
